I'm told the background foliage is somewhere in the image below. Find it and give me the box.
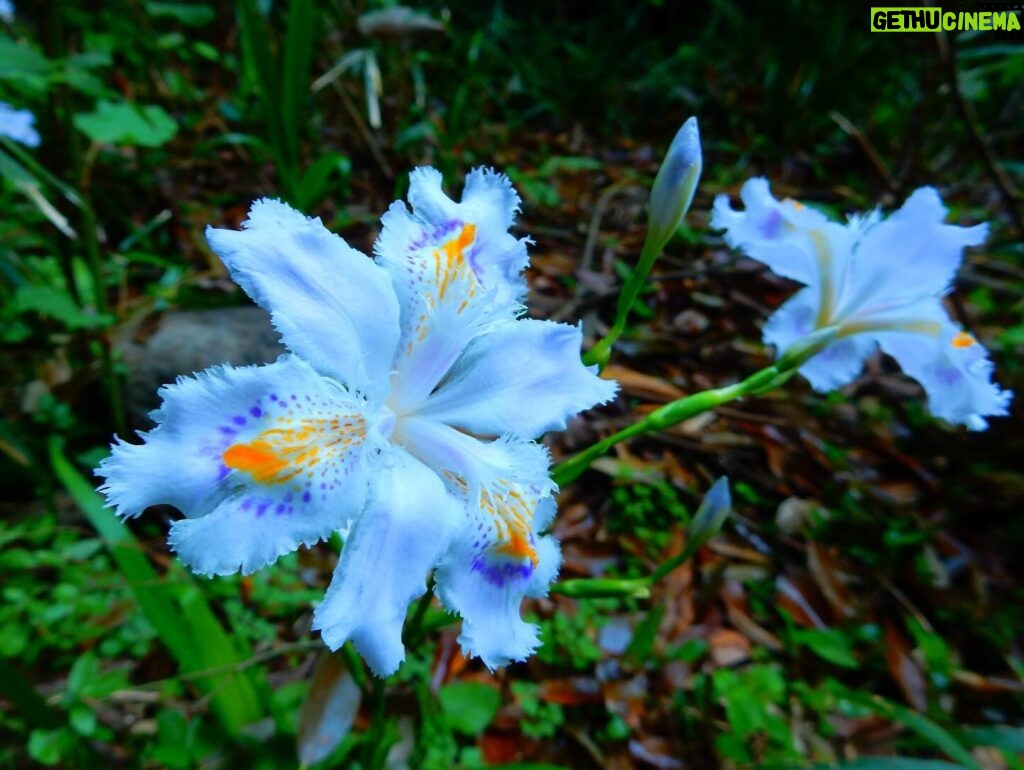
[1,1,1022,768]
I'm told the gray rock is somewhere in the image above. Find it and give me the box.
[117,306,284,426]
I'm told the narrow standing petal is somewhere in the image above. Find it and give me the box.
[838,188,988,316]
[710,178,829,284]
[418,318,618,438]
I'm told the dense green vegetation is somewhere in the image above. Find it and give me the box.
[1,1,1022,768]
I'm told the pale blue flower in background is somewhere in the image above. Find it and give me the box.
[0,101,40,147]
[712,179,1011,429]
[97,168,617,675]
[0,0,13,22]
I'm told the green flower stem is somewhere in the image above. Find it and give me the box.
[584,233,663,367]
[584,117,701,368]
[551,577,651,599]
[553,364,774,487]
[555,327,838,488]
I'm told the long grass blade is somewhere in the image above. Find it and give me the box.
[282,0,315,175]
[50,439,267,734]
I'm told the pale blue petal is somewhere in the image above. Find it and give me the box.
[380,219,509,414]
[436,531,560,670]
[711,177,828,284]
[96,356,373,575]
[312,449,461,676]
[797,335,878,392]
[876,325,1012,429]
[0,102,40,147]
[394,418,558,668]
[375,166,528,315]
[764,289,875,391]
[833,188,988,321]
[206,199,400,393]
[418,319,618,438]
[763,287,822,354]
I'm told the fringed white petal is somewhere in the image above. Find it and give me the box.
[395,417,557,668]
[419,319,618,438]
[842,187,988,314]
[206,199,400,394]
[312,449,461,676]
[375,167,527,333]
[436,532,561,670]
[711,177,829,284]
[97,356,373,575]
[877,325,1012,429]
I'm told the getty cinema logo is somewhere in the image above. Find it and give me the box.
[871,4,1023,38]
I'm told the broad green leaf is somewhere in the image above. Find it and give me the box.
[0,39,53,80]
[74,101,177,148]
[791,628,859,668]
[27,728,66,766]
[12,285,112,329]
[438,681,501,736]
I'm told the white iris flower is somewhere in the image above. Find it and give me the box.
[97,168,617,675]
[712,178,1011,429]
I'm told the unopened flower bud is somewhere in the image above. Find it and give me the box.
[688,476,731,550]
[646,117,702,254]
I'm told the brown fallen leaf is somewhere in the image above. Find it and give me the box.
[883,619,928,712]
[708,628,751,667]
[296,653,362,767]
[720,580,783,651]
[807,542,858,620]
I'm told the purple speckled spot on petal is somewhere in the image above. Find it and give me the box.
[470,555,534,588]
[218,426,237,436]
[255,500,271,517]
[759,208,784,239]
[216,464,231,481]
[269,393,278,401]
[250,406,263,418]
[302,491,312,503]
[232,415,247,426]
[241,498,253,511]
[275,503,285,515]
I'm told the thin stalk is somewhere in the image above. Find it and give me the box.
[553,363,784,487]
[558,327,838,487]
[402,582,436,648]
[584,233,662,366]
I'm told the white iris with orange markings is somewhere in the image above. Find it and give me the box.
[98,167,617,675]
[712,178,1010,429]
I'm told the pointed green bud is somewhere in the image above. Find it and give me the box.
[648,476,732,584]
[688,476,732,550]
[646,117,702,254]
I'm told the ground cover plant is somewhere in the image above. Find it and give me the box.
[1,2,1023,769]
